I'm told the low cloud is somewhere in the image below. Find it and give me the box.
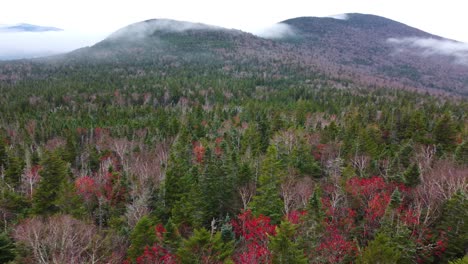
[388,37,468,65]
[0,30,107,60]
[108,19,221,40]
[327,14,349,20]
[253,23,296,39]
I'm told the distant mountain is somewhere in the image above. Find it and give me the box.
[0,23,63,32]
[68,19,270,64]
[2,14,468,95]
[278,14,468,95]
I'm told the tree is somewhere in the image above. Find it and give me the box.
[4,155,25,188]
[433,113,457,155]
[436,191,468,262]
[358,233,401,264]
[13,215,125,263]
[250,145,285,223]
[176,228,234,264]
[269,221,307,264]
[454,141,467,166]
[127,216,159,261]
[0,232,16,264]
[404,163,420,187]
[32,151,69,215]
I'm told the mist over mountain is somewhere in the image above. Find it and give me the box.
[2,14,468,95]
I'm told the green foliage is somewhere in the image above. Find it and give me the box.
[270,221,307,264]
[434,113,458,155]
[0,232,16,264]
[4,155,25,188]
[32,151,69,215]
[403,163,420,187]
[437,191,468,261]
[448,256,468,264]
[250,145,285,223]
[127,215,159,261]
[454,141,468,166]
[389,188,402,209]
[358,233,402,264]
[177,228,234,264]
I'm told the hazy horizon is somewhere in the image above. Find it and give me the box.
[1,0,468,60]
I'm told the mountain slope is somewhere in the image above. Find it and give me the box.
[279,14,468,95]
[1,14,467,95]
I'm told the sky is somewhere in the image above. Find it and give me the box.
[1,0,468,58]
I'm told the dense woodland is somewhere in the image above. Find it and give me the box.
[0,17,467,263]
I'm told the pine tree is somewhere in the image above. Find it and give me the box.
[250,145,285,223]
[127,215,159,261]
[32,151,69,215]
[454,141,467,166]
[436,191,467,261]
[0,232,16,263]
[358,233,402,264]
[389,188,402,209]
[177,228,234,263]
[4,155,25,188]
[404,163,420,187]
[434,113,457,155]
[270,221,307,264]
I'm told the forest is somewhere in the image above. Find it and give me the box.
[0,56,467,264]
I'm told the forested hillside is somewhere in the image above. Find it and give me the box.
[0,14,467,264]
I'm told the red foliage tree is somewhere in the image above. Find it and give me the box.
[231,210,276,264]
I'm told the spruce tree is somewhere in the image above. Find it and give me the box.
[358,233,402,264]
[177,228,234,264]
[32,151,69,215]
[127,215,159,261]
[270,221,307,264]
[454,141,467,166]
[404,163,420,187]
[250,145,284,223]
[0,232,16,263]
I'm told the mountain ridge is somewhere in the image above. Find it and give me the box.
[2,13,468,96]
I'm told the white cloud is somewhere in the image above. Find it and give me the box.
[388,37,468,65]
[108,19,220,40]
[0,30,106,60]
[327,14,349,20]
[253,23,296,39]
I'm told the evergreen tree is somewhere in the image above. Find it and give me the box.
[0,232,16,264]
[454,141,467,166]
[436,191,468,261]
[270,221,307,264]
[403,164,420,187]
[389,188,402,209]
[4,155,25,188]
[434,113,457,155]
[127,215,159,261]
[32,151,69,215]
[358,233,402,264]
[250,145,285,223]
[177,228,234,264]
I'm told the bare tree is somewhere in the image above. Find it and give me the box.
[13,215,126,264]
[238,182,256,210]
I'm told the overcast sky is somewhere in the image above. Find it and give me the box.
[1,0,468,58]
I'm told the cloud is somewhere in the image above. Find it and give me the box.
[327,14,349,20]
[387,37,468,65]
[253,23,296,39]
[108,19,221,40]
[0,30,107,60]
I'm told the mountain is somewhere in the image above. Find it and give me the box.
[1,14,468,95]
[278,14,468,95]
[0,23,63,32]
